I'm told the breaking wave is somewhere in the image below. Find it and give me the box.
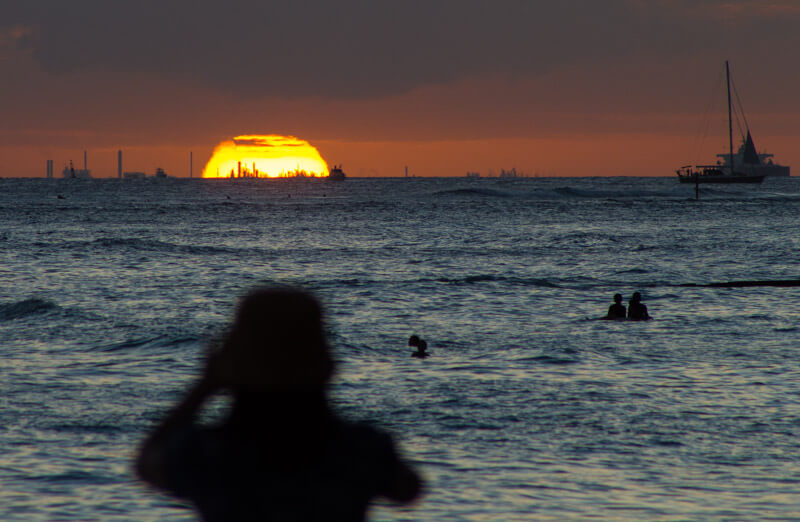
[0,298,59,321]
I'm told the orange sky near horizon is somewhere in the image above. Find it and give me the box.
[2,1,800,178]
[6,132,797,179]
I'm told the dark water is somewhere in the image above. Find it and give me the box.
[2,176,800,520]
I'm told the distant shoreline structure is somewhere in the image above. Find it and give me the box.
[464,168,543,178]
[45,150,191,179]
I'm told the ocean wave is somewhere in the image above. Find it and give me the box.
[431,275,561,287]
[617,267,650,274]
[528,354,579,365]
[550,186,680,200]
[433,188,514,198]
[39,237,246,257]
[435,185,683,201]
[0,298,59,321]
[97,334,201,352]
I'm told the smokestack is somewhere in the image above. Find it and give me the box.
[46,159,53,178]
[237,161,241,177]
[405,165,408,178]
[84,150,87,171]
[118,150,122,179]
[190,151,193,178]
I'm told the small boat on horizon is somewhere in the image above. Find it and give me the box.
[62,160,91,179]
[676,61,788,184]
[328,165,346,181]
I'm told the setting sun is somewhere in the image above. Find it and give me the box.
[202,135,329,178]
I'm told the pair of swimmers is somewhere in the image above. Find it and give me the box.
[604,292,650,320]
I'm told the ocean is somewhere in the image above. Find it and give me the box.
[2,176,800,520]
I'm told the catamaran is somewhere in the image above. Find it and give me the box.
[676,61,789,184]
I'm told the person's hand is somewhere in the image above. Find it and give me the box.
[201,339,236,392]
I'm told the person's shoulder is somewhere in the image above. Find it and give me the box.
[336,421,398,461]
[339,420,391,440]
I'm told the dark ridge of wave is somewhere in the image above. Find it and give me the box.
[315,275,745,293]
[431,275,561,287]
[49,422,127,434]
[433,188,515,198]
[319,278,376,288]
[29,470,115,485]
[89,237,241,256]
[301,274,566,290]
[98,334,201,352]
[309,274,760,292]
[0,298,58,321]
[434,186,683,201]
[46,237,246,257]
[616,267,650,275]
[529,355,579,365]
[550,186,680,200]
[678,279,800,288]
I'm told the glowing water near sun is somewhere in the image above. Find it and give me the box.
[202,135,329,178]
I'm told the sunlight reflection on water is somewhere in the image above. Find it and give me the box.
[2,177,800,519]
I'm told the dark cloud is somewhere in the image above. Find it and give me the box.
[3,0,798,99]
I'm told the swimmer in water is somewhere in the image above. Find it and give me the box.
[603,293,626,320]
[409,335,430,358]
[627,291,651,321]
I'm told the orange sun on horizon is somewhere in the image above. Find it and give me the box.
[202,135,330,178]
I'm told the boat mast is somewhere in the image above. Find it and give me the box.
[726,60,735,173]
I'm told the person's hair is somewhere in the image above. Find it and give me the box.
[222,287,333,391]
[614,293,622,303]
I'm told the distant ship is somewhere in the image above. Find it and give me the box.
[154,167,168,178]
[677,61,788,184]
[328,165,346,181]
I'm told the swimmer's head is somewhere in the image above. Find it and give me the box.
[220,287,333,392]
[417,340,428,353]
[408,335,420,347]
[631,292,642,303]
[614,293,622,303]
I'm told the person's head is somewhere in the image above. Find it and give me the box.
[218,287,333,394]
[613,293,622,304]
[408,335,420,347]
[631,292,642,303]
[417,340,427,353]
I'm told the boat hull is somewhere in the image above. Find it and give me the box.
[677,174,764,184]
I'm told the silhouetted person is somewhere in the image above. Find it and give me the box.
[627,291,650,321]
[603,293,626,320]
[136,288,422,521]
[408,335,429,358]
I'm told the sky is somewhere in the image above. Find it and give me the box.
[2,0,800,177]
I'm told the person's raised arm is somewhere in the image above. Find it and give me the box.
[135,349,230,488]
